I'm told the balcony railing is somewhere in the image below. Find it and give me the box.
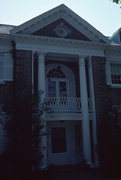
[45,97,92,113]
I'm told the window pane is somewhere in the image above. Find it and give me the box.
[111,64,121,74]
[51,127,67,153]
[48,80,56,97]
[59,82,67,97]
[47,67,65,78]
[111,64,121,84]
[0,55,3,80]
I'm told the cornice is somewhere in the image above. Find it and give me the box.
[105,44,121,56]
[10,4,110,44]
[0,34,12,41]
[14,34,107,50]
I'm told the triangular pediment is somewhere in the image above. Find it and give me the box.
[10,4,110,43]
[32,18,90,41]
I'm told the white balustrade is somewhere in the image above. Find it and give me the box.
[44,97,92,113]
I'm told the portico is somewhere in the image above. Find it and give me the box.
[36,51,94,168]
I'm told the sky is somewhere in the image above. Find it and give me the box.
[1,0,121,36]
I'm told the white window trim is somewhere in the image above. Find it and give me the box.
[46,63,76,97]
[0,53,4,83]
[106,60,121,88]
[47,78,69,97]
[0,53,13,84]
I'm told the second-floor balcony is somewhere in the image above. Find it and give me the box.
[45,97,92,113]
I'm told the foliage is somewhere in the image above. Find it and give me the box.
[112,0,121,4]
[0,89,50,176]
[100,102,121,178]
[32,90,50,171]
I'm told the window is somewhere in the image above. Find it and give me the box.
[47,66,65,78]
[0,53,13,83]
[119,31,121,43]
[47,66,68,97]
[106,61,121,87]
[0,54,4,82]
[111,64,121,85]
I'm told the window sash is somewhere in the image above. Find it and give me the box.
[0,55,4,81]
[111,64,121,84]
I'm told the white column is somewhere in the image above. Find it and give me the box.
[38,53,46,99]
[79,56,92,165]
[38,53,47,169]
[32,51,35,94]
[88,56,99,167]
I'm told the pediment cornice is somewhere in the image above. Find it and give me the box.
[10,4,110,44]
[14,34,107,50]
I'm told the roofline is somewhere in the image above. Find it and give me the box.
[10,4,110,44]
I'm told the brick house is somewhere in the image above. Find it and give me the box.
[0,4,121,169]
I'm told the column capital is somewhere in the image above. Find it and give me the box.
[33,51,46,62]
[38,52,46,63]
[78,56,86,66]
[78,55,86,59]
[38,51,46,56]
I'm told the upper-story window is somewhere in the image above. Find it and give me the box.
[47,66,67,97]
[0,54,4,82]
[0,53,13,83]
[47,66,65,78]
[111,64,121,84]
[106,60,121,87]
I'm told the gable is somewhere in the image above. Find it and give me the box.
[11,4,110,44]
[32,18,90,41]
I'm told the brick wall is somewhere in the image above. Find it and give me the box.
[92,56,121,167]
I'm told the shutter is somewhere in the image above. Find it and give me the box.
[14,50,32,95]
[4,53,13,81]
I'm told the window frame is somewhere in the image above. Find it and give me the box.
[0,53,4,83]
[106,60,121,88]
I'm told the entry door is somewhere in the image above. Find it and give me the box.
[47,126,72,166]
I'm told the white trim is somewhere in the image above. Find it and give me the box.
[14,35,106,59]
[0,53,4,83]
[32,51,34,94]
[105,60,121,88]
[88,56,99,167]
[79,56,92,165]
[105,60,112,85]
[4,53,13,81]
[10,4,109,44]
[38,53,47,169]
[46,63,76,97]
[0,52,13,83]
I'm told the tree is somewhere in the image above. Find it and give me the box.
[112,0,121,4]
